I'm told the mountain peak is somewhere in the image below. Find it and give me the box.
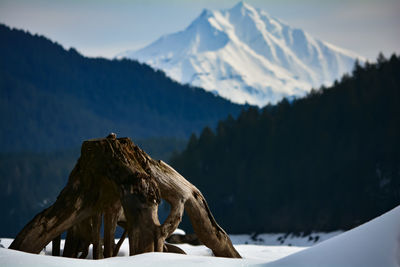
[231,1,251,11]
[120,3,364,107]
[199,8,213,18]
[229,1,257,17]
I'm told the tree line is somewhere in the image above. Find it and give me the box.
[171,54,400,233]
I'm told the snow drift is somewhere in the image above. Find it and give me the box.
[266,205,400,267]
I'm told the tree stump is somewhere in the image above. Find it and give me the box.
[9,135,241,258]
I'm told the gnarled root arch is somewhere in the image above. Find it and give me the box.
[9,136,241,259]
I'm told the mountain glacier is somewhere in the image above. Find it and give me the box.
[118,2,365,107]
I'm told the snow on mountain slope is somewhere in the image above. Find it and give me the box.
[118,2,365,107]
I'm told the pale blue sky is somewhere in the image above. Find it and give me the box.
[1,0,399,61]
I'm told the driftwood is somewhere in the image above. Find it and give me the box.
[9,135,240,258]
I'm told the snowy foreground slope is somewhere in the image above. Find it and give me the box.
[119,2,365,107]
[1,206,399,267]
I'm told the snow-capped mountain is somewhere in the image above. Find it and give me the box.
[118,2,364,107]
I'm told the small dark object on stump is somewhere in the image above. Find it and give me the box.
[9,136,241,259]
[107,132,117,139]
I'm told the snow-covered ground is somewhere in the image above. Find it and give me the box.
[1,206,399,266]
[230,231,342,247]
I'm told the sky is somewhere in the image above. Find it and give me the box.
[0,0,399,61]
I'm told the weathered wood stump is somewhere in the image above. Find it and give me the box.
[9,135,241,258]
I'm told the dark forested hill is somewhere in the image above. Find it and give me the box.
[0,24,245,237]
[0,24,244,152]
[171,55,400,234]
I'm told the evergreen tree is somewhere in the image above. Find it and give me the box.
[172,54,400,233]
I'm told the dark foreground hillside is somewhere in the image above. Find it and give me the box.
[0,23,245,237]
[0,24,244,152]
[172,55,400,234]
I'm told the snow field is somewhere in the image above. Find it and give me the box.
[1,205,399,266]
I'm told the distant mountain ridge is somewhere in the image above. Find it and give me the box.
[119,2,365,107]
[0,24,244,152]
